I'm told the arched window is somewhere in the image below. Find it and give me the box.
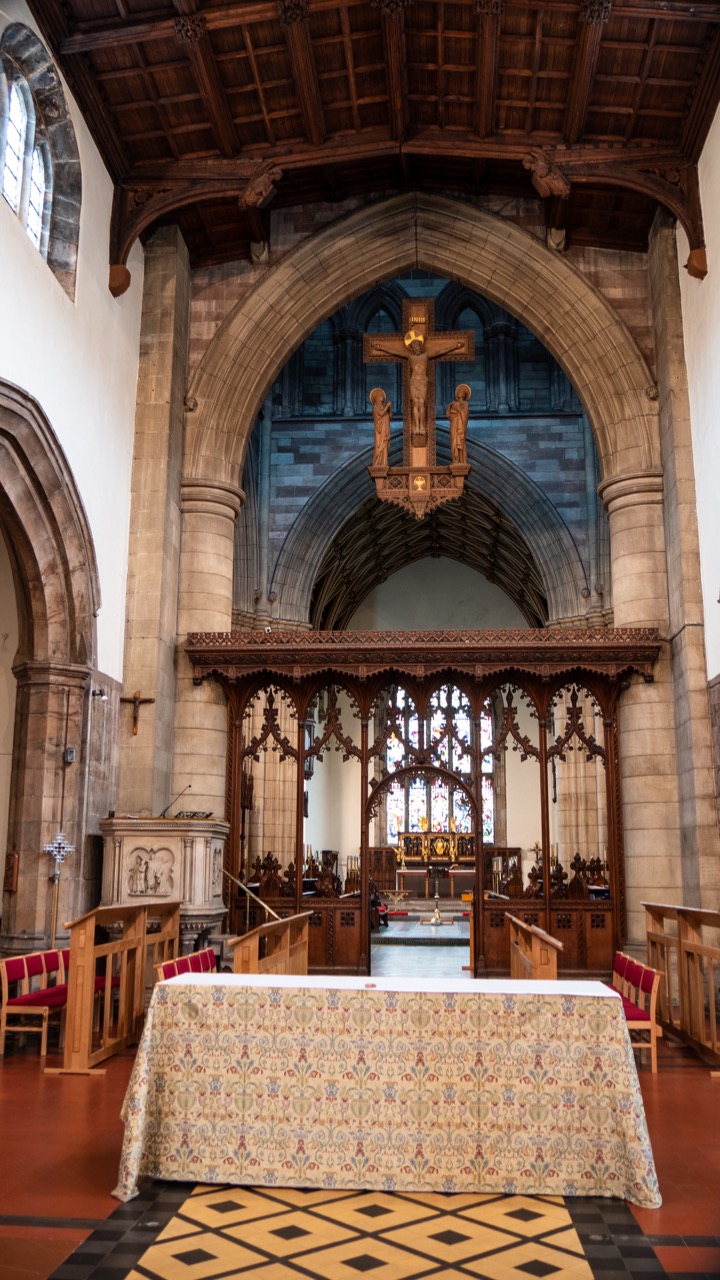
[1,23,81,299]
[1,72,52,256]
[384,684,495,843]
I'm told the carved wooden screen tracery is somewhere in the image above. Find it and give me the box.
[190,627,661,975]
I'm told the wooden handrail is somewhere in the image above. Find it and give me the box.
[46,901,180,1075]
[226,911,311,976]
[642,901,720,1063]
[507,913,562,980]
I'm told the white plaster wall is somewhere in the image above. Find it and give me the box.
[347,558,529,630]
[0,532,19,865]
[505,698,542,852]
[677,103,720,679]
[0,0,144,679]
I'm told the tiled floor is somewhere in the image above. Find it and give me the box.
[0,948,718,1280]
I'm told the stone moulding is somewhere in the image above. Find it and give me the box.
[186,627,662,684]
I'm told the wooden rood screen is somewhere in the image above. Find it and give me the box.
[186,627,661,978]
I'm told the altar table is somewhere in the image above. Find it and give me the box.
[114,974,660,1208]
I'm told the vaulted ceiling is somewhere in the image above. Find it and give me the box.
[27,0,720,281]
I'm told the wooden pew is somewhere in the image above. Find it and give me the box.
[507,914,563,980]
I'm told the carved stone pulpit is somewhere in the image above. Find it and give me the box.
[99,816,229,950]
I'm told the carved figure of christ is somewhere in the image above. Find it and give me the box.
[364,303,474,462]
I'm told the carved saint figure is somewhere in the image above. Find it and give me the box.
[371,330,464,443]
[369,387,392,467]
[447,384,472,464]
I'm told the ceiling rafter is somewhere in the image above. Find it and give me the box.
[172,2,241,157]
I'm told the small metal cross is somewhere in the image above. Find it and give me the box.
[44,832,75,874]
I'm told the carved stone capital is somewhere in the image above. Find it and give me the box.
[173,14,207,43]
[597,470,664,515]
[180,479,246,520]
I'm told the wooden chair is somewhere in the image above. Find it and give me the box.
[623,964,664,1074]
[0,953,67,1057]
[610,950,631,992]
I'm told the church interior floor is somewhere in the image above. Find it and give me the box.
[0,998,719,1280]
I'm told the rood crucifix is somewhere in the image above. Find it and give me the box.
[363,298,474,518]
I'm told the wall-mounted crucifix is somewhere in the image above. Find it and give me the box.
[120,690,155,735]
[363,298,474,518]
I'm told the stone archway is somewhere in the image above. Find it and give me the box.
[269,441,590,627]
[185,191,659,490]
[0,380,99,950]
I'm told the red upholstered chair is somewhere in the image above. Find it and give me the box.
[624,965,663,1074]
[623,958,644,1002]
[0,952,68,1057]
[175,956,192,975]
[200,949,215,973]
[159,959,179,981]
[610,951,631,992]
[188,953,204,973]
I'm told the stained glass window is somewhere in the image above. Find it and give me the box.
[383,685,494,841]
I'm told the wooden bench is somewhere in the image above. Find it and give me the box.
[0,949,68,1057]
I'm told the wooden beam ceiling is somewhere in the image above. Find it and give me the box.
[24,0,720,275]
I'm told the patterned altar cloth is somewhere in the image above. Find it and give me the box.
[113,974,661,1208]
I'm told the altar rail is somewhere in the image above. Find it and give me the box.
[643,901,720,1063]
[48,901,180,1075]
[227,912,311,976]
[507,914,563,980]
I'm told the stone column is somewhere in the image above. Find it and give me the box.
[117,226,190,817]
[598,471,683,943]
[648,212,720,907]
[4,661,91,949]
[173,479,244,821]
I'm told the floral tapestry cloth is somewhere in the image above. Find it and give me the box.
[113,979,660,1207]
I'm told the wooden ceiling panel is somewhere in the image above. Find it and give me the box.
[24,0,719,270]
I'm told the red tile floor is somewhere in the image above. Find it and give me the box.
[0,1028,719,1279]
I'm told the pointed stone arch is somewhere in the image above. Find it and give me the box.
[0,379,99,950]
[186,192,659,491]
[0,381,99,666]
[269,440,588,627]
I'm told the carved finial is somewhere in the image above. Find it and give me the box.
[239,160,283,211]
[276,0,310,24]
[473,0,506,15]
[579,0,612,23]
[372,0,412,14]
[522,148,571,199]
[173,14,207,43]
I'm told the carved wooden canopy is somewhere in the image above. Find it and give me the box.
[187,626,662,699]
[27,1,719,279]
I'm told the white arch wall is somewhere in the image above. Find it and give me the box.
[0,0,144,680]
[678,105,720,683]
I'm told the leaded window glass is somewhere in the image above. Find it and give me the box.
[2,83,26,213]
[26,147,46,248]
[382,684,494,841]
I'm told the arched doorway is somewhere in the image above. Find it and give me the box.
[0,380,100,951]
